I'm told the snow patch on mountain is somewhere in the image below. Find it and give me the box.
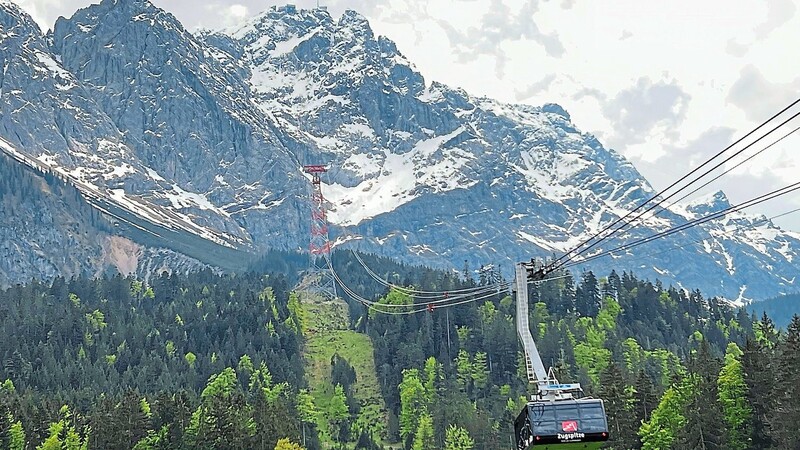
[326,126,476,226]
[1,1,798,300]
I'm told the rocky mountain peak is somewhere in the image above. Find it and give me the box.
[337,9,374,39]
[0,2,797,301]
[541,103,571,121]
[687,190,732,216]
[1,0,38,33]
[1,1,43,46]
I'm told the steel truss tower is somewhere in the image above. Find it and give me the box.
[303,165,337,300]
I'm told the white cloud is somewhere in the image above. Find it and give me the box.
[216,3,249,27]
[727,65,800,122]
[602,78,691,150]
[11,0,61,30]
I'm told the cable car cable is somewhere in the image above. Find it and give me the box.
[560,181,800,268]
[350,250,502,297]
[550,108,800,272]
[574,123,800,252]
[326,256,513,312]
[562,182,800,268]
[544,98,800,272]
[587,206,800,269]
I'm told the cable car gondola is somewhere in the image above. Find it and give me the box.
[515,396,609,449]
[512,263,611,450]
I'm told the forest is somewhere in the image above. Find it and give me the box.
[748,292,800,328]
[0,257,798,449]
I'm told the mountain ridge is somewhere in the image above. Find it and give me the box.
[0,1,797,300]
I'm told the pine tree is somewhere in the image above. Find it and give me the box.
[633,369,658,427]
[575,271,600,317]
[274,437,304,450]
[640,375,694,449]
[741,338,773,449]
[676,342,725,450]
[296,389,317,448]
[8,419,25,450]
[328,384,350,443]
[717,343,751,450]
[444,424,474,450]
[412,413,435,450]
[398,368,426,443]
[470,352,489,399]
[598,363,639,449]
[770,315,800,448]
[354,429,382,450]
[184,368,256,450]
[455,350,472,393]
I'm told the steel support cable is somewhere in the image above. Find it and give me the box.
[643,123,800,225]
[353,258,491,297]
[586,206,800,269]
[326,255,512,310]
[562,182,800,268]
[561,181,800,268]
[571,123,800,252]
[330,254,573,315]
[356,275,574,316]
[350,250,502,297]
[551,108,800,272]
[345,253,513,305]
[377,274,574,315]
[338,273,511,315]
[544,98,800,272]
[325,257,421,315]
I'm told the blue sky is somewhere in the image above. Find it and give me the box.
[15,0,800,231]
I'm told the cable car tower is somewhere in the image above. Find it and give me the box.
[303,165,337,300]
[513,262,609,449]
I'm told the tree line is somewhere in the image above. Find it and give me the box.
[0,256,798,449]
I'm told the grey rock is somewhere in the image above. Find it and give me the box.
[0,1,796,301]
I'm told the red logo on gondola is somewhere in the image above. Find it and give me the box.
[561,421,578,432]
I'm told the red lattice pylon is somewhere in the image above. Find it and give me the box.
[303,165,337,300]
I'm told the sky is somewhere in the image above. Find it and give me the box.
[14,0,800,231]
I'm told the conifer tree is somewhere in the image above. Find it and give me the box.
[8,419,25,450]
[444,424,474,450]
[455,350,472,393]
[471,352,489,398]
[633,369,658,428]
[328,384,350,443]
[296,389,317,448]
[575,271,600,317]
[274,437,304,450]
[184,368,255,450]
[398,369,426,443]
[770,315,800,448]
[412,413,435,450]
[741,337,773,449]
[676,342,724,450]
[717,343,751,450]
[598,363,638,449]
[640,375,693,450]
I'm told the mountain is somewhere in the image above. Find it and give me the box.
[221,5,800,300]
[748,292,800,328]
[0,0,213,283]
[0,148,208,284]
[0,0,798,299]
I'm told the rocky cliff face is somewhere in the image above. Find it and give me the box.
[223,5,800,299]
[0,149,207,287]
[50,0,308,247]
[0,0,797,299]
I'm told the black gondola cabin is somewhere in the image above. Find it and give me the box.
[514,399,609,449]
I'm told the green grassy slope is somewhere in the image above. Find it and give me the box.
[299,292,387,444]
